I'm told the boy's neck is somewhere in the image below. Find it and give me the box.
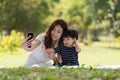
[64,44,74,48]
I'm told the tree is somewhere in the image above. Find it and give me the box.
[108,0,120,37]
[64,0,120,41]
[0,0,52,34]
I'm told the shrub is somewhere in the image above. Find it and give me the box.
[0,67,120,80]
[0,30,24,52]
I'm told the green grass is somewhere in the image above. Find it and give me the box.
[0,67,120,80]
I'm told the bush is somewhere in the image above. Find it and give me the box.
[0,30,24,52]
[0,67,120,80]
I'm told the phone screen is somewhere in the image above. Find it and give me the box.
[27,32,33,41]
[27,32,34,48]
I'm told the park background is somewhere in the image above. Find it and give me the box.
[0,0,120,68]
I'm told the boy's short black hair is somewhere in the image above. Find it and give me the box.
[63,28,78,40]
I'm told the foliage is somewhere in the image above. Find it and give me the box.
[0,67,120,80]
[64,0,120,40]
[0,0,120,41]
[0,0,51,33]
[0,30,24,51]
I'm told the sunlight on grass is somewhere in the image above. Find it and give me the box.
[0,48,28,68]
[79,46,120,66]
[92,41,120,48]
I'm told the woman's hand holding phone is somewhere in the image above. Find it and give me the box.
[22,32,34,48]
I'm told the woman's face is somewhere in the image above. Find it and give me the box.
[51,25,63,41]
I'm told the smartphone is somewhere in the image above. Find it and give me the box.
[27,32,34,48]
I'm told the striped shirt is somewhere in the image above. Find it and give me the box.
[54,46,79,66]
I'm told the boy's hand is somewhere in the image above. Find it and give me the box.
[74,38,77,44]
[57,54,62,63]
[74,38,81,53]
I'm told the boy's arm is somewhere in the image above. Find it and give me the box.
[57,53,62,63]
[74,39,81,53]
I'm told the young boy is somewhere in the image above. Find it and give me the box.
[45,28,81,67]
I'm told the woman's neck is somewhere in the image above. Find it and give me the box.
[51,40,57,47]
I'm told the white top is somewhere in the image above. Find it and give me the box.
[25,34,58,67]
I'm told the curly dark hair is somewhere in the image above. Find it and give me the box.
[44,19,68,48]
[63,28,78,40]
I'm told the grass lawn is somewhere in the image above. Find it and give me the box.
[0,43,120,68]
[0,49,28,68]
[79,46,120,66]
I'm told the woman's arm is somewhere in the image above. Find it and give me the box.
[74,38,81,53]
[22,37,41,51]
[42,44,54,53]
[44,47,62,65]
[48,53,62,66]
[46,48,54,53]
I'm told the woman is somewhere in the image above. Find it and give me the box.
[22,19,68,67]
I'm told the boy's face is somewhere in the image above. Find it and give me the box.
[63,37,75,47]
